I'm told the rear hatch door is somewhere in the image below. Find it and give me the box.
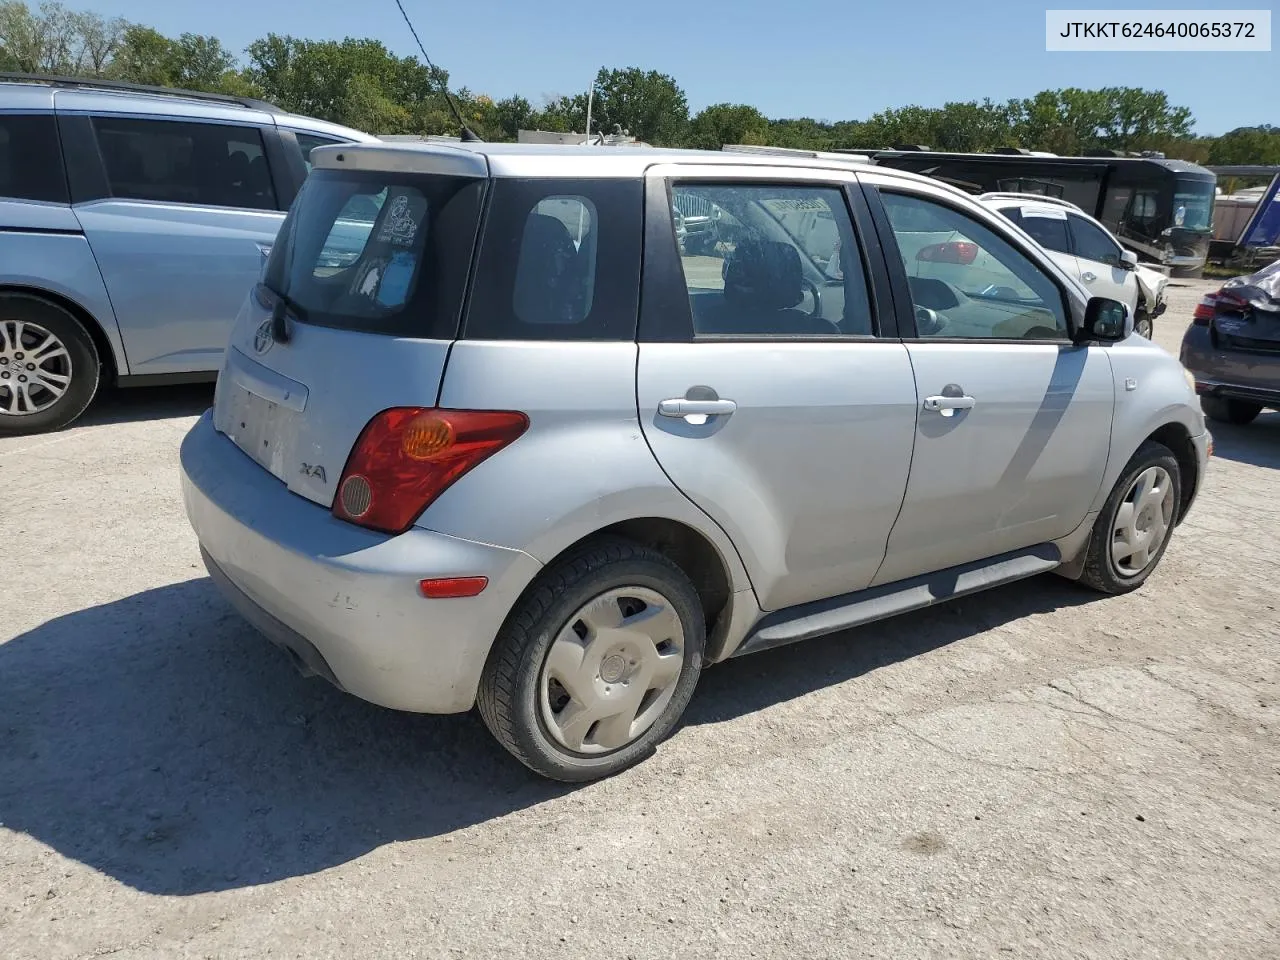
[213,147,488,507]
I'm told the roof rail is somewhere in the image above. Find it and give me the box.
[0,71,281,113]
[721,144,870,164]
[978,191,1083,212]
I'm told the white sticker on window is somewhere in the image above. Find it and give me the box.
[1021,206,1069,220]
[377,194,419,245]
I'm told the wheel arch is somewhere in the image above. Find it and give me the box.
[506,516,746,665]
[0,284,122,383]
[1145,420,1199,524]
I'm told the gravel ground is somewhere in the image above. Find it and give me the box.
[2,277,1278,959]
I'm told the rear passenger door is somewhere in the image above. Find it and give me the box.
[66,112,289,375]
[635,164,918,612]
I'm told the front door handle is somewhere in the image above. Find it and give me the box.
[1081,271,1097,282]
[923,394,976,417]
[658,398,737,422]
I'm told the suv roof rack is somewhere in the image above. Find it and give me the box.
[721,144,870,165]
[978,192,1083,212]
[0,71,282,113]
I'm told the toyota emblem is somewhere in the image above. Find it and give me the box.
[253,318,274,355]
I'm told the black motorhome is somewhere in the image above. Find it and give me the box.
[847,149,1217,276]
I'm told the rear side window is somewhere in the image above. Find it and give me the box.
[263,168,485,338]
[466,178,642,341]
[92,116,276,210]
[668,183,873,337]
[294,132,343,172]
[0,113,68,203]
[1001,206,1071,255]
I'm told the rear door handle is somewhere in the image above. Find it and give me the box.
[923,395,976,417]
[658,398,737,422]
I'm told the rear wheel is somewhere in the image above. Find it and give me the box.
[1078,441,1181,595]
[0,295,100,436]
[1200,395,1262,426]
[477,538,705,782]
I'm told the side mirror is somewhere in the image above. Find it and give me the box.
[1120,249,1139,270]
[1077,297,1131,343]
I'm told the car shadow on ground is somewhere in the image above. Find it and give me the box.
[1205,411,1280,470]
[80,383,214,427]
[0,573,1097,896]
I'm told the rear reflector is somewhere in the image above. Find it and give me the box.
[332,407,529,535]
[419,576,489,599]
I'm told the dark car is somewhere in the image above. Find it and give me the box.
[1181,260,1280,425]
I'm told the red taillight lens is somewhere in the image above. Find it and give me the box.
[917,241,978,265]
[1192,295,1218,326]
[333,407,529,534]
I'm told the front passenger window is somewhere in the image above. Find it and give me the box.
[1068,215,1122,267]
[881,192,1068,341]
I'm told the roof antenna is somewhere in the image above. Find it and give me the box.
[392,0,482,142]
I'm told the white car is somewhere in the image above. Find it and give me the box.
[978,194,1169,339]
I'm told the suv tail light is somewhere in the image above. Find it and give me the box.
[333,408,529,534]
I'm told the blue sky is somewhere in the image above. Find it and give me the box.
[82,0,1273,134]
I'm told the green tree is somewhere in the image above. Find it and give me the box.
[0,1,126,74]
[1207,126,1280,166]
[493,94,533,140]
[111,25,238,92]
[687,102,769,150]
[765,117,836,150]
[590,67,688,146]
[530,93,588,134]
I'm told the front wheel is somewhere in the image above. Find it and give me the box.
[0,295,101,436]
[477,538,705,781]
[1134,308,1153,340]
[1078,441,1181,595]
[1200,395,1262,426]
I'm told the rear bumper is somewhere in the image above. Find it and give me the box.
[1180,324,1280,408]
[180,412,542,713]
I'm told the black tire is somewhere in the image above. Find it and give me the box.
[0,294,100,436]
[1200,395,1262,426]
[1078,441,1182,595]
[477,537,705,782]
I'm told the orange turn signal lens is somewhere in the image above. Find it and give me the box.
[401,414,455,460]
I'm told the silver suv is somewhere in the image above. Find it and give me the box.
[180,142,1211,781]
[0,75,375,434]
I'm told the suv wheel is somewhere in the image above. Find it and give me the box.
[1134,308,1153,339]
[478,538,705,781]
[0,295,100,436]
[1078,441,1181,594]
[1200,395,1262,426]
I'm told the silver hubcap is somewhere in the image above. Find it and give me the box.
[1111,465,1174,577]
[0,320,72,416]
[539,586,686,755]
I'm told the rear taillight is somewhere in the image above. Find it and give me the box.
[1194,288,1250,326]
[1192,293,1219,326]
[333,407,529,534]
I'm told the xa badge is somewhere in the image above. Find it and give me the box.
[253,318,274,355]
[300,463,326,482]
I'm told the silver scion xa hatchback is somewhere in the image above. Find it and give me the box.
[180,142,1211,781]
